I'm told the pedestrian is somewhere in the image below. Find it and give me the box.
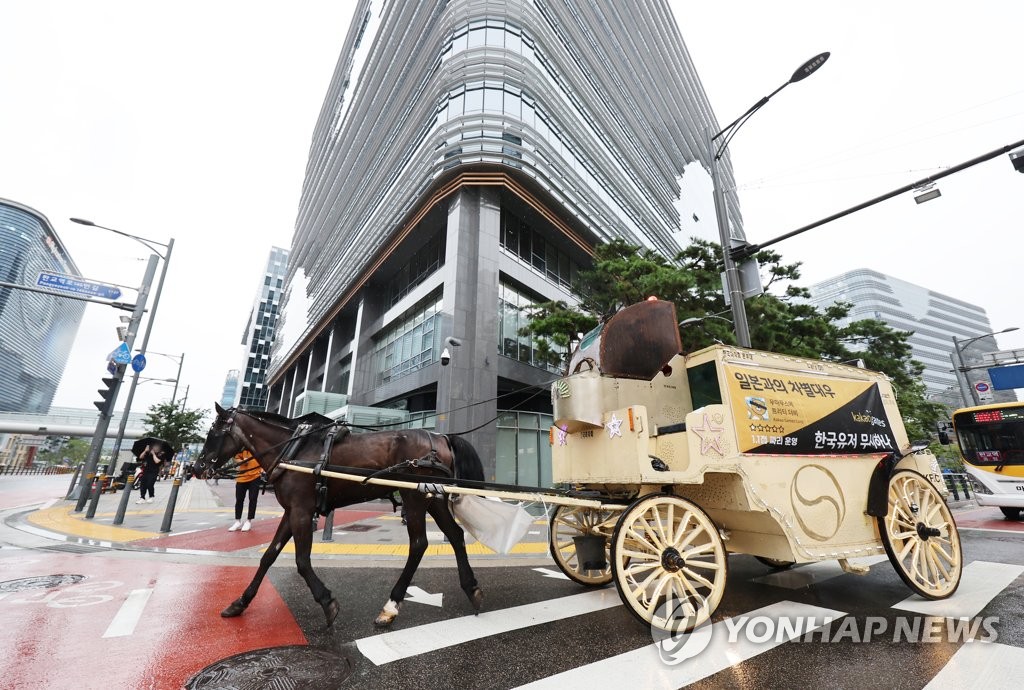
[135,444,166,504]
[229,449,262,532]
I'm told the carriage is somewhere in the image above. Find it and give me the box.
[543,299,962,632]
[196,299,962,634]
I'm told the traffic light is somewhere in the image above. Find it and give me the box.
[95,375,120,416]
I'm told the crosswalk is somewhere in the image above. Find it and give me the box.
[353,557,1024,687]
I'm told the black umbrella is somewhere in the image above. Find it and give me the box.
[131,437,176,458]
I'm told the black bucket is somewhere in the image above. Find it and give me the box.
[573,535,607,570]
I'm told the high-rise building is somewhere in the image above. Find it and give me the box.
[220,369,240,409]
[805,268,1015,408]
[0,199,86,413]
[238,247,289,410]
[267,1,740,482]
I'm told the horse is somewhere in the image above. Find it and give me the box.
[193,402,485,628]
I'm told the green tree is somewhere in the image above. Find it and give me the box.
[141,402,208,453]
[521,237,945,441]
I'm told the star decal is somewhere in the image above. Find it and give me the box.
[691,412,725,456]
[557,425,568,446]
[606,413,623,439]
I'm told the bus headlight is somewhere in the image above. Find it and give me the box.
[972,479,993,495]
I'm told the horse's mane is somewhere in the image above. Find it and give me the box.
[246,409,335,431]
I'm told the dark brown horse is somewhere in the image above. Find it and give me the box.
[193,403,485,628]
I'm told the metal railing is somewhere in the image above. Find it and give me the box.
[943,472,973,502]
[0,464,75,476]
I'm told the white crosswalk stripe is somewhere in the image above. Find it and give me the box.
[925,642,1024,690]
[893,561,1024,619]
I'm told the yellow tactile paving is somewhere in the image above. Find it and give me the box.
[27,505,159,542]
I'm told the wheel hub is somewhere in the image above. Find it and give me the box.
[661,547,685,572]
[916,522,942,540]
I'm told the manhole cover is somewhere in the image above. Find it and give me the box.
[342,523,378,532]
[185,645,351,689]
[0,574,86,592]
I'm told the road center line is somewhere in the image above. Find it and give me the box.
[356,588,621,665]
[893,561,1024,618]
[102,588,154,638]
[513,601,846,689]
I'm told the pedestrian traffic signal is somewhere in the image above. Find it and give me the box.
[95,376,119,415]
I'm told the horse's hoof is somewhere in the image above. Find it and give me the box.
[470,587,484,612]
[323,598,340,627]
[221,599,246,618]
[374,599,400,627]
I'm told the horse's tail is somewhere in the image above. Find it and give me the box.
[447,434,485,482]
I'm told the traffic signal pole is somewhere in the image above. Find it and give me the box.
[71,255,159,511]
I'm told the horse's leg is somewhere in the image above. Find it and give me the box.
[222,513,293,618]
[427,496,483,613]
[374,493,430,627]
[290,507,339,627]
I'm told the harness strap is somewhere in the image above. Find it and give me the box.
[312,427,341,519]
[359,431,452,484]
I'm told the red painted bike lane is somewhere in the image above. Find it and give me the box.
[955,506,1024,531]
[0,552,306,689]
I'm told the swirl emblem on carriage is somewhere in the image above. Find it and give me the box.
[790,464,846,541]
[650,600,714,665]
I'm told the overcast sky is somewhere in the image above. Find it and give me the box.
[2,1,1022,419]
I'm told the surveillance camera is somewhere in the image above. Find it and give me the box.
[1011,149,1024,174]
[440,347,451,366]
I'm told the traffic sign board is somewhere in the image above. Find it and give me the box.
[131,354,147,373]
[109,343,132,365]
[974,381,990,393]
[37,271,121,300]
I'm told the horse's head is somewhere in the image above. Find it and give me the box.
[194,403,245,479]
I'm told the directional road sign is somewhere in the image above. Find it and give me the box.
[37,271,122,300]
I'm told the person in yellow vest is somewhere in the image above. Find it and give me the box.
[228,450,262,532]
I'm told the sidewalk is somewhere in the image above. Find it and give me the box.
[18,478,554,562]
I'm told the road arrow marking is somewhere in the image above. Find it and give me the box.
[533,568,569,580]
[405,585,443,607]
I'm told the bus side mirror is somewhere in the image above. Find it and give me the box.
[938,431,951,445]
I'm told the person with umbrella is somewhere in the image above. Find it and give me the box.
[132,438,174,504]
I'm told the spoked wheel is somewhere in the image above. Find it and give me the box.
[754,556,795,570]
[549,505,618,586]
[878,469,962,599]
[611,494,728,633]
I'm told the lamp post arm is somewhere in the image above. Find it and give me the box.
[171,353,184,405]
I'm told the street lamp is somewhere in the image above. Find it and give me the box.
[709,52,830,348]
[69,218,174,514]
[144,351,185,403]
[951,327,1019,405]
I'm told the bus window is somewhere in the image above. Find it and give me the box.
[953,407,1024,468]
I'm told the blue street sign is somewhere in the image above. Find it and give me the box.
[989,365,1024,390]
[131,353,147,373]
[110,342,132,365]
[37,271,121,300]
[107,360,117,375]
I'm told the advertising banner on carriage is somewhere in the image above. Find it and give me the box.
[723,364,899,455]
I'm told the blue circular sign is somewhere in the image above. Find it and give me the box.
[974,382,990,392]
[131,353,147,373]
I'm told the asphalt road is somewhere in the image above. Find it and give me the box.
[2,474,1022,689]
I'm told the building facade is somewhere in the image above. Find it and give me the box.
[238,247,289,410]
[805,268,1016,409]
[219,369,240,408]
[267,1,740,483]
[0,199,86,413]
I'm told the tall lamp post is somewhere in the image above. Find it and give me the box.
[710,52,830,347]
[952,327,1018,405]
[70,218,174,514]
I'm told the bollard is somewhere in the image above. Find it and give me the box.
[322,510,335,542]
[85,463,110,519]
[159,475,183,533]
[112,472,136,525]
[947,476,960,501]
[65,463,84,500]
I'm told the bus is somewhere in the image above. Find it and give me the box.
[948,401,1024,519]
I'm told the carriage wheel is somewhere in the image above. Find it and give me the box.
[754,556,795,570]
[610,494,727,633]
[878,469,962,599]
[549,505,617,586]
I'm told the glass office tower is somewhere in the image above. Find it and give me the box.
[268,1,738,481]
